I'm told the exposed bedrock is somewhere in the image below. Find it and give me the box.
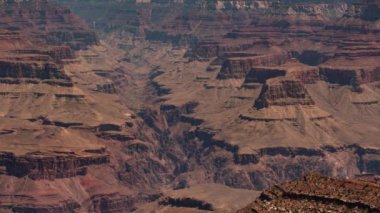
[2,0,380,211]
[87,193,135,213]
[149,94,360,191]
[138,108,162,133]
[244,65,380,95]
[186,41,220,59]
[93,123,136,142]
[214,156,334,190]
[238,173,380,212]
[48,46,75,62]
[320,66,380,84]
[96,132,135,142]
[183,124,380,190]
[319,66,380,92]
[0,78,73,87]
[234,147,325,165]
[47,30,98,50]
[1,199,81,213]
[160,102,200,126]
[218,54,290,79]
[232,149,379,191]
[96,83,117,94]
[191,128,239,153]
[145,30,197,47]
[0,1,98,49]
[118,156,171,189]
[254,78,315,109]
[0,151,109,180]
[0,60,69,80]
[188,41,257,59]
[288,68,320,84]
[13,46,74,63]
[1,194,137,213]
[244,64,320,85]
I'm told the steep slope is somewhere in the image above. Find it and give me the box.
[0,1,170,212]
[1,0,380,212]
[56,0,380,193]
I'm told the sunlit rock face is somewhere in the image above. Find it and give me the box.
[1,0,380,212]
[238,173,380,212]
[0,1,145,212]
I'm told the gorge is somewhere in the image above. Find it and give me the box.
[0,0,379,212]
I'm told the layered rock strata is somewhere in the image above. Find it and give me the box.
[2,0,380,212]
[238,173,380,212]
[254,78,315,109]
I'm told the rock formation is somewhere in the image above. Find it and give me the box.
[238,173,380,212]
[1,0,380,212]
[0,1,160,212]
[254,78,315,109]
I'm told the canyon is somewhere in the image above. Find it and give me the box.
[0,0,379,212]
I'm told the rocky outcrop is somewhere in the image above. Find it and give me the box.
[96,83,117,94]
[87,193,135,213]
[160,102,199,126]
[145,30,197,46]
[320,66,380,87]
[11,47,74,63]
[189,41,258,59]
[2,0,380,212]
[97,132,135,142]
[0,60,69,80]
[243,61,321,85]
[1,151,109,180]
[47,30,97,50]
[254,78,315,109]
[0,199,81,213]
[48,46,75,62]
[238,173,380,212]
[0,0,97,48]
[0,0,97,88]
[218,54,290,79]
[288,67,320,84]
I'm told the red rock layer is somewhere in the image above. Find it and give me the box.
[254,78,315,109]
[238,173,380,212]
[0,0,97,87]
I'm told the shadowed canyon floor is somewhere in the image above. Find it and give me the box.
[0,0,380,212]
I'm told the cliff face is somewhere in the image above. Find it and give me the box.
[2,0,380,212]
[238,173,380,212]
[254,78,315,109]
[53,0,380,207]
[218,54,291,79]
[0,1,157,212]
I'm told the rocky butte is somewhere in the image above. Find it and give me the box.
[0,0,379,212]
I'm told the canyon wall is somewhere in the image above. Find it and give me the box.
[1,0,380,212]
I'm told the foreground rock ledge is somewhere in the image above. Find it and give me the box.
[238,173,380,212]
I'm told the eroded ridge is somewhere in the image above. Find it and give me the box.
[238,173,380,212]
